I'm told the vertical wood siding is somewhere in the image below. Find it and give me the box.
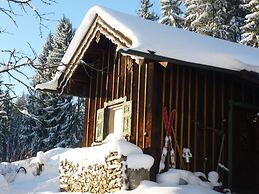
[70,39,259,183]
[154,64,259,180]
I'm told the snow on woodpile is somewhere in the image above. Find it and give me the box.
[60,134,144,165]
[59,134,154,193]
[127,154,154,170]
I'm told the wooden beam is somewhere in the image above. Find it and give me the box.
[85,76,92,146]
[180,67,185,168]
[105,42,111,101]
[146,62,154,149]
[143,63,148,148]
[136,64,141,146]
[174,65,179,165]
[187,69,192,171]
[116,54,121,99]
[123,56,127,97]
[111,48,116,100]
[187,70,192,148]
[194,72,198,171]
[130,57,133,101]
[161,69,166,150]
[169,70,173,111]
[212,72,216,169]
[221,74,225,180]
[99,51,104,108]
[93,70,99,143]
[203,72,207,173]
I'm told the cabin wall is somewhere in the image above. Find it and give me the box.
[152,62,259,184]
[70,38,259,184]
[81,41,154,150]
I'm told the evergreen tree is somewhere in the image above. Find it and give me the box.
[228,0,247,42]
[8,94,31,160]
[184,0,235,41]
[32,33,54,86]
[138,0,159,21]
[0,84,12,162]
[28,16,83,153]
[240,0,259,47]
[0,90,8,161]
[160,0,184,27]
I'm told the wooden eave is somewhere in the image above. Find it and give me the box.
[58,14,132,94]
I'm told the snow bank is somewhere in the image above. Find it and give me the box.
[157,169,222,190]
[2,144,222,194]
[113,181,220,194]
[0,148,70,194]
[0,174,8,193]
[157,169,205,187]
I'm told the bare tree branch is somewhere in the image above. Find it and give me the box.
[1,0,56,36]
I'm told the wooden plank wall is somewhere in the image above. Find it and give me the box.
[82,41,154,152]
[154,62,259,181]
[78,36,259,183]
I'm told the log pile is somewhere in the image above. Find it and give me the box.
[59,151,127,193]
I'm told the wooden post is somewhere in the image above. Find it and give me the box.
[194,72,198,171]
[203,72,207,173]
[220,75,225,180]
[143,63,148,148]
[105,43,111,101]
[123,56,127,97]
[212,72,216,169]
[93,70,99,143]
[180,67,185,168]
[174,65,179,165]
[169,71,173,111]
[85,77,93,146]
[130,57,133,101]
[161,69,166,150]
[187,69,192,170]
[116,54,121,99]
[111,48,116,100]
[136,64,141,146]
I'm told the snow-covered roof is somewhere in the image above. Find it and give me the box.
[36,5,259,92]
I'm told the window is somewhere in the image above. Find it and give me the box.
[95,97,132,142]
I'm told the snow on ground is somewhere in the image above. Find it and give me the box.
[0,136,221,194]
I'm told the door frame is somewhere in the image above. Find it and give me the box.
[227,100,259,189]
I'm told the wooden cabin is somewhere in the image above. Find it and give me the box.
[37,6,259,193]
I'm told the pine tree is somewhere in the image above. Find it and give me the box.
[0,84,12,162]
[228,0,247,42]
[138,0,159,21]
[28,16,83,153]
[8,94,32,160]
[184,0,235,41]
[240,0,259,47]
[160,0,184,27]
[32,33,54,86]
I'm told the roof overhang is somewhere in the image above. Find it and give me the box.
[36,14,133,93]
[36,6,259,94]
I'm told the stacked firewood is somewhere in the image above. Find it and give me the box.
[59,151,127,193]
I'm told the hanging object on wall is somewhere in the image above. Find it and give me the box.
[182,148,192,163]
[159,107,176,173]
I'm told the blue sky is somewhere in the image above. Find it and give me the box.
[0,0,160,95]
